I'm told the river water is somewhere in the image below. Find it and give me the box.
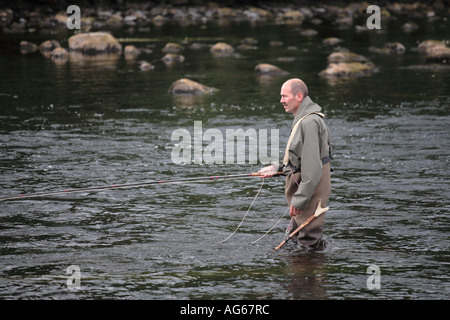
[0,11,449,300]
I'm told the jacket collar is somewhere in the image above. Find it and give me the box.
[292,96,322,126]
[292,96,322,127]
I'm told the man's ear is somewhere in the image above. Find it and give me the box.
[296,92,303,102]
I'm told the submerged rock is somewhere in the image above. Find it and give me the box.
[369,42,406,55]
[139,60,154,71]
[243,7,273,21]
[384,42,406,54]
[300,29,318,36]
[401,21,419,33]
[319,62,376,77]
[168,78,217,95]
[402,64,450,71]
[240,37,258,45]
[189,42,208,50]
[162,42,184,54]
[20,41,38,54]
[210,42,235,57]
[418,40,446,52]
[152,15,167,26]
[68,32,122,55]
[124,45,140,59]
[270,41,284,47]
[124,45,140,55]
[161,53,185,64]
[418,40,450,63]
[254,63,289,76]
[237,44,257,51]
[40,40,61,53]
[50,47,69,62]
[322,37,343,46]
[424,45,450,63]
[327,51,367,63]
[216,7,237,18]
[282,10,304,25]
[0,8,13,27]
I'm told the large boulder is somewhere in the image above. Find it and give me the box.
[68,32,122,55]
[168,78,217,95]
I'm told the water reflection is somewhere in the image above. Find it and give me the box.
[283,250,328,299]
[171,94,208,109]
[68,51,121,67]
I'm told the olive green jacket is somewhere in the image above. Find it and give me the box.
[276,96,333,210]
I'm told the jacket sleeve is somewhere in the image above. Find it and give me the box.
[291,119,323,210]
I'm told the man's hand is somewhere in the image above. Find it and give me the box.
[290,206,302,217]
[258,164,277,178]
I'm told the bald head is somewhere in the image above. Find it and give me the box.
[284,78,308,98]
[280,78,309,115]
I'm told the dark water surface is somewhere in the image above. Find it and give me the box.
[0,14,449,300]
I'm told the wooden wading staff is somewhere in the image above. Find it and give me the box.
[275,199,329,250]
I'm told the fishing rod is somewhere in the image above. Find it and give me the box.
[0,171,284,202]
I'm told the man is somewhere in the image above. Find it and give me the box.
[260,78,332,250]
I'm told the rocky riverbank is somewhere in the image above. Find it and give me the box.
[2,1,449,87]
[1,1,448,34]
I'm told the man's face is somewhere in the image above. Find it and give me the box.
[280,84,302,115]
